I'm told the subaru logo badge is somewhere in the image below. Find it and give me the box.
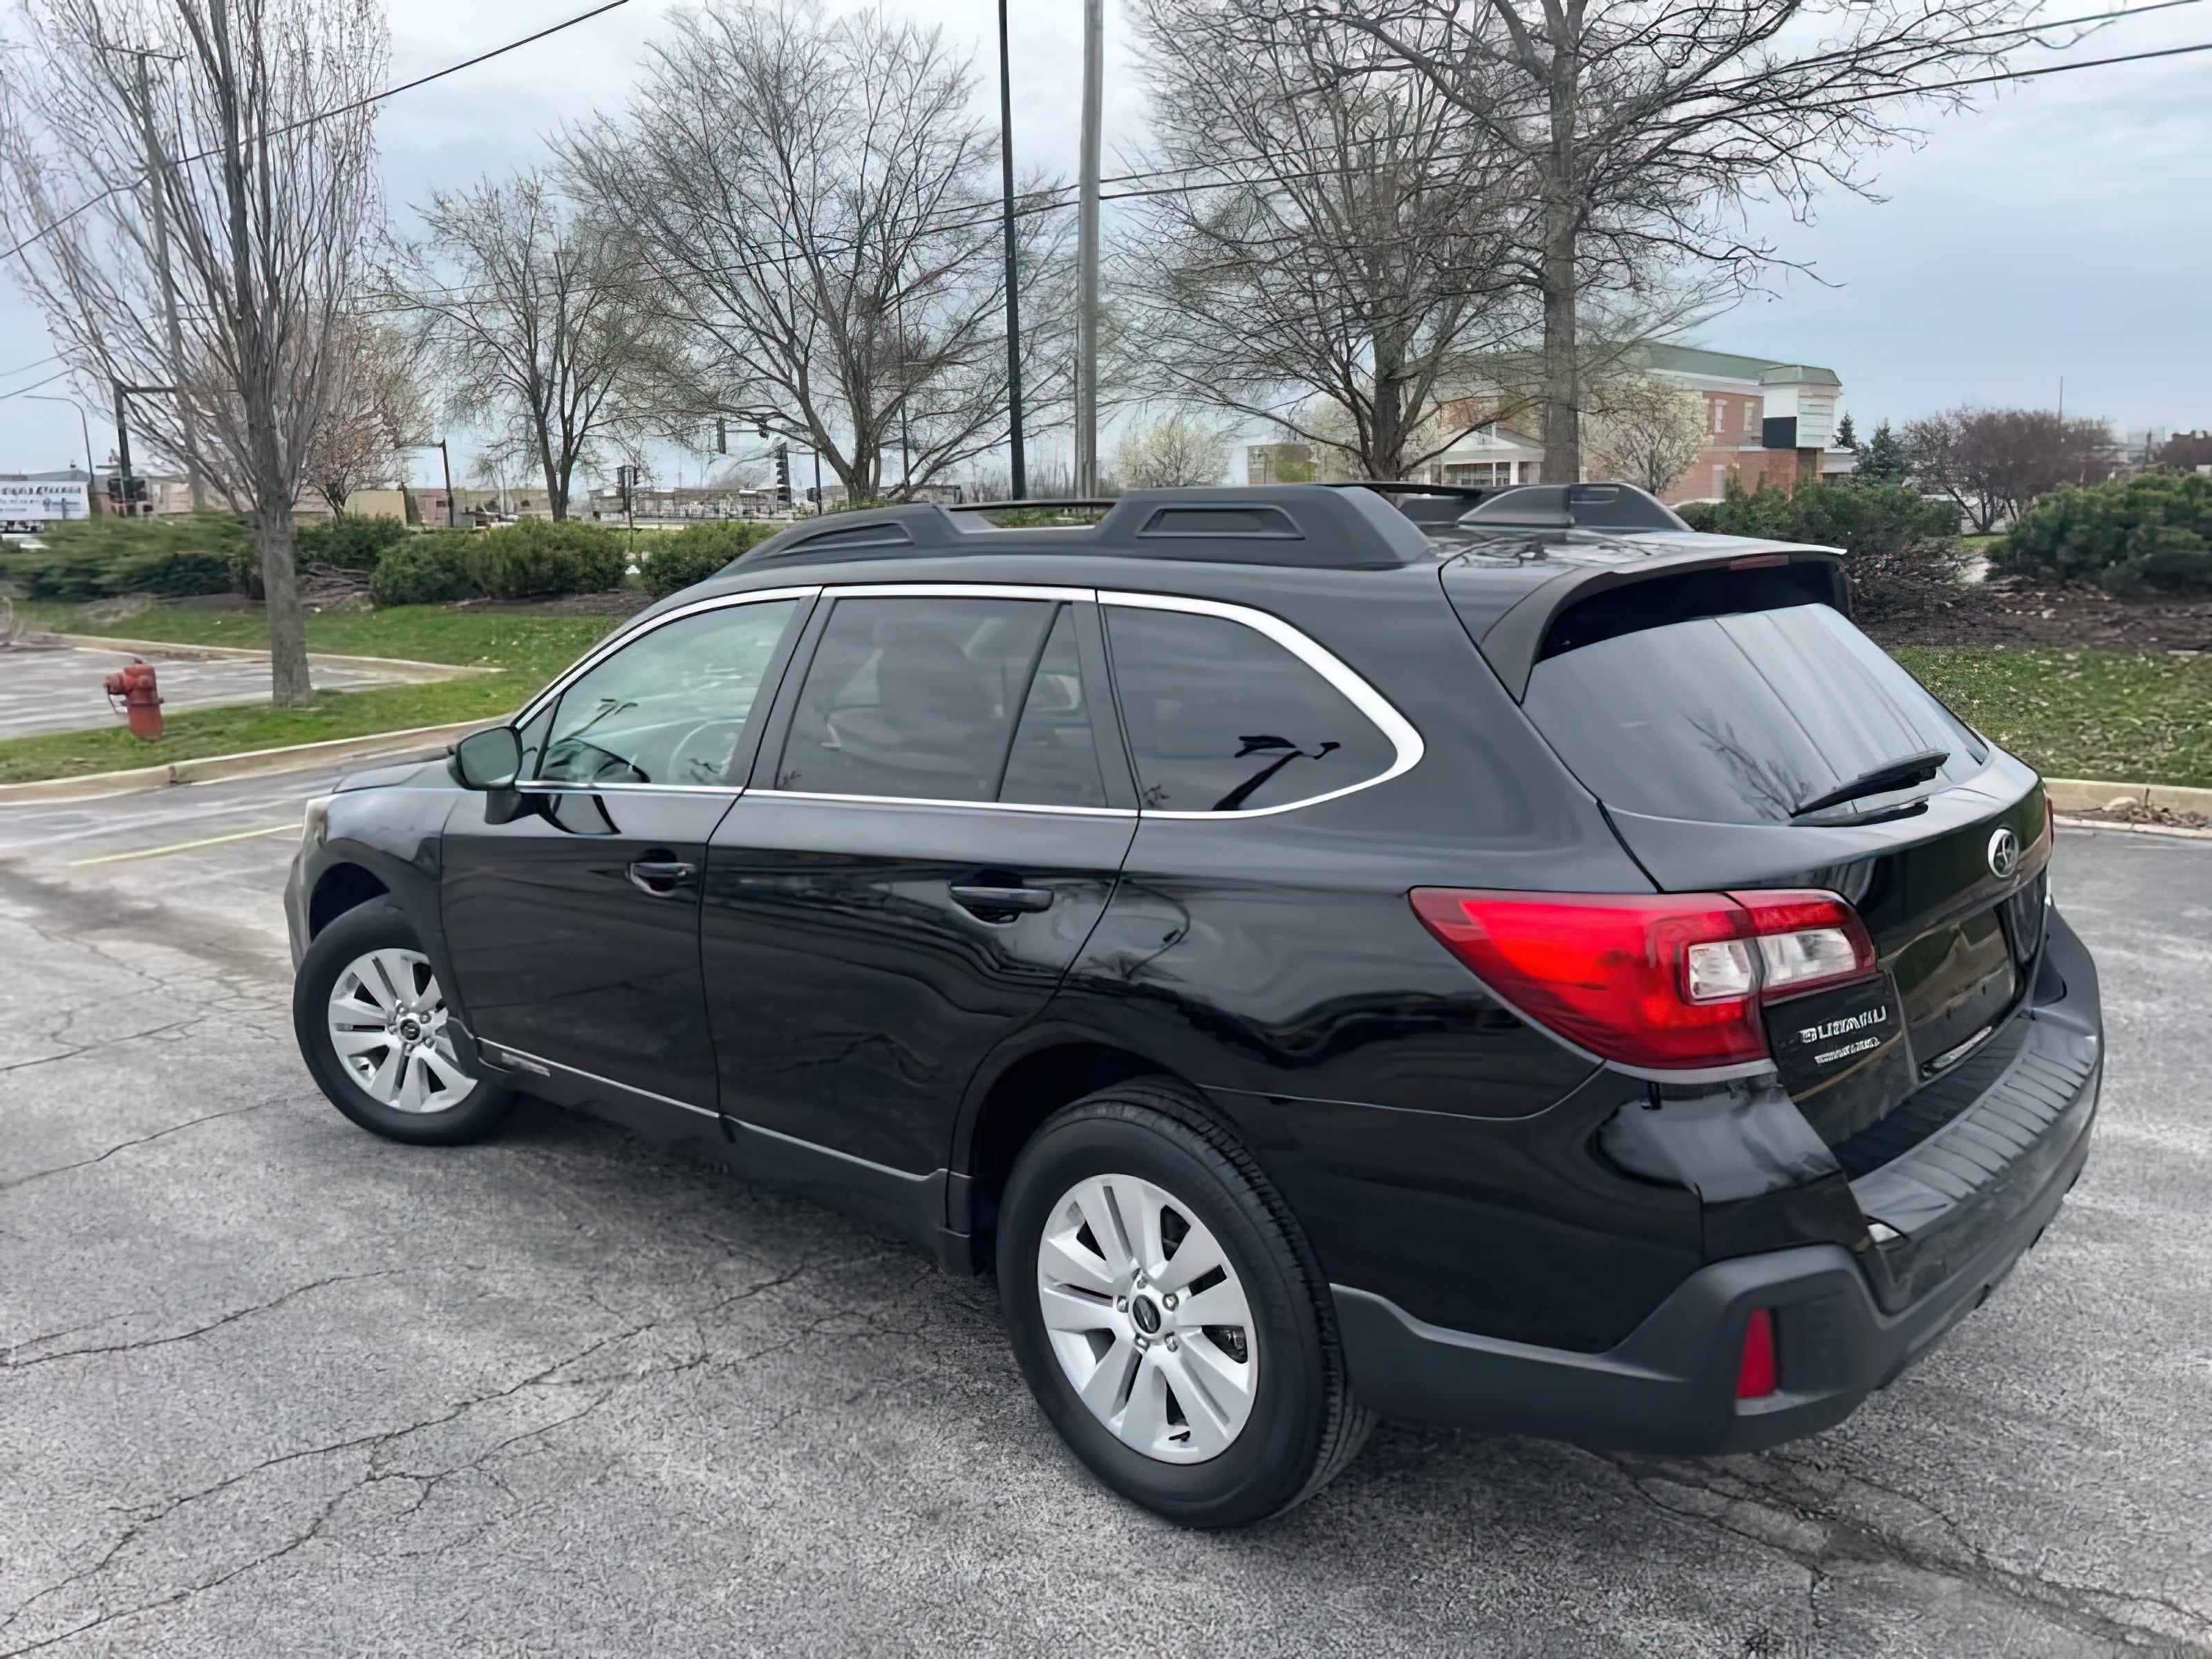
[1987,827,2021,879]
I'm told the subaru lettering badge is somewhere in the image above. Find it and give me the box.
[1987,827,2021,879]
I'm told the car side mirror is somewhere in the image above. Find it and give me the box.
[453,725,523,791]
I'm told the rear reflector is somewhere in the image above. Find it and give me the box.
[1408,888,1875,1071]
[1736,1309,1779,1399]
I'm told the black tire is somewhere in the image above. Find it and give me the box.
[997,1078,1373,1528]
[292,897,514,1146]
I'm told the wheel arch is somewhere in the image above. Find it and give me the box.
[949,1023,1199,1263]
[307,860,391,939]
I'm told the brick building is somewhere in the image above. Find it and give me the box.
[1422,343,1846,505]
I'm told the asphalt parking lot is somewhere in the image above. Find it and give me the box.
[1,770,2206,1657]
[0,645,447,740]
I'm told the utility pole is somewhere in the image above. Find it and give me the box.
[104,43,205,512]
[112,385,134,515]
[997,0,1027,499]
[1074,0,1103,496]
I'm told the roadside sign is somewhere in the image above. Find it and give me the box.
[0,478,90,523]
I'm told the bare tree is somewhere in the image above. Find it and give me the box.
[560,0,1071,501]
[308,317,423,514]
[1584,372,1705,494]
[375,171,649,521]
[1115,2,1539,480]
[1313,0,2058,482]
[1116,411,1232,489]
[0,0,387,703]
[1906,406,2115,532]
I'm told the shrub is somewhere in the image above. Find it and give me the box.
[635,521,776,597]
[8,514,245,600]
[465,520,626,599]
[1996,472,2212,596]
[1685,478,1965,617]
[297,514,409,572]
[370,531,477,607]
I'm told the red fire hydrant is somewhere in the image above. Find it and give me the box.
[104,657,165,742]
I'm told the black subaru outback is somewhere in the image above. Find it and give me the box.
[287,481,2101,1528]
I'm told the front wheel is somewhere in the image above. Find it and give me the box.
[997,1080,1372,1527]
[292,898,513,1145]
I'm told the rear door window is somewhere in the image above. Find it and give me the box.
[778,594,1106,805]
[1105,604,1398,813]
[1521,601,1987,825]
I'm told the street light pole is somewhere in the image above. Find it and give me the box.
[1074,0,1103,496]
[997,0,1027,499]
[22,395,95,476]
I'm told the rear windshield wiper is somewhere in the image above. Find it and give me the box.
[1791,748,1950,818]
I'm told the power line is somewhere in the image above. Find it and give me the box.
[0,368,73,400]
[0,0,630,266]
[0,353,63,380]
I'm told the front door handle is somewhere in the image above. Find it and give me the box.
[950,883,1055,919]
[627,857,697,895]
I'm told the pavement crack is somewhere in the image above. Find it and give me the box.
[1595,1451,2212,1653]
[0,1098,281,1194]
[0,1269,406,1371]
[0,1018,207,1078]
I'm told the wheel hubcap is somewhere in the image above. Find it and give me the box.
[1035,1173,1258,1463]
[326,948,474,1114]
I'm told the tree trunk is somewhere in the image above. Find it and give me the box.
[1539,191,1579,485]
[257,507,312,706]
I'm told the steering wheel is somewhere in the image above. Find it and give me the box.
[543,737,648,786]
[665,719,744,787]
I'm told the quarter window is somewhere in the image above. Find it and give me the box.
[778,595,1108,806]
[1105,606,1396,812]
[536,599,798,787]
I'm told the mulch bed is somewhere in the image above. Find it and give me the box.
[456,591,655,619]
[1864,581,2212,653]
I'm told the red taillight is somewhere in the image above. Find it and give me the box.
[1408,888,1875,1071]
[1736,1309,1779,1399]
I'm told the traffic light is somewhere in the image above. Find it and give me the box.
[715,418,727,455]
[615,464,632,510]
[774,444,790,506]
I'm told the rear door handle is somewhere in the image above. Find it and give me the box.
[627,858,697,895]
[950,883,1055,919]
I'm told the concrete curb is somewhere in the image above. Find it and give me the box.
[0,716,505,803]
[2043,776,2212,817]
[2055,815,2212,842]
[45,632,495,679]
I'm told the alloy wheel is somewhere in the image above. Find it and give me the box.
[326,948,474,1114]
[1035,1172,1259,1463]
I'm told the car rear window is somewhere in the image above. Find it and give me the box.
[1522,601,1987,825]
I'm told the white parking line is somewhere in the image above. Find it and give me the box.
[0,788,325,851]
[69,823,298,866]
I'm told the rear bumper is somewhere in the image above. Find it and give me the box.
[1335,912,2102,1456]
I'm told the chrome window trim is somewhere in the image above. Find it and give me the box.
[512,584,822,729]
[1098,589,1425,819]
[514,781,742,798]
[747,788,1134,819]
[822,581,1096,603]
[480,1042,720,1121]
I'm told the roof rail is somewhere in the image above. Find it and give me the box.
[944,498,1116,514]
[1313,478,1505,525]
[724,484,1437,573]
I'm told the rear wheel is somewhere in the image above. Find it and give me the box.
[997,1080,1371,1527]
[293,899,513,1145]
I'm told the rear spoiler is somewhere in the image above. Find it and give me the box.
[1447,543,1847,701]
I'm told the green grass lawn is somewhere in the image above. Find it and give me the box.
[1893,646,2212,788]
[0,601,624,785]
[3,599,2205,789]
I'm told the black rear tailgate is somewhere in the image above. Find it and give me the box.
[1483,578,2052,1145]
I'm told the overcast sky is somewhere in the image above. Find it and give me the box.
[2,0,2206,484]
